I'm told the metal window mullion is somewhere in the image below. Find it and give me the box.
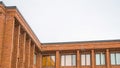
[46,56,47,67]
[100,53,102,65]
[45,56,47,67]
[50,55,51,68]
[115,53,117,65]
[64,55,66,66]
[85,54,86,66]
[71,55,73,66]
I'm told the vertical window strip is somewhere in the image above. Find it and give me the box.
[116,53,120,65]
[96,54,100,65]
[85,54,86,65]
[46,56,48,67]
[114,53,116,65]
[61,54,76,66]
[110,53,115,65]
[45,56,47,67]
[81,54,85,66]
[100,53,101,65]
[73,55,76,66]
[50,55,51,67]
[71,55,73,66]
[61,55,64,66]
[86,54,90,65]
[34,53,37,65]
[96,53,105,65]
[101,53,105,65]
[110,53,120,65]
[64,55,65,66]
[81,54,90,66]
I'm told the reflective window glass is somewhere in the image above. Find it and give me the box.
[34,53,37,64]
[72,55,76,66]
[116,53,120,65]
[61,55,65,66]
[81,54,90,66]
[81,54,85,65]
[110,53,116,65]
[61,54,76,66]
[66,55,72,66]
[110,53,120,65]
[42,55,55,68]
[96,54,100,65]
[86,54,90,65]
[101,53,105,65]
[96,53,105,65]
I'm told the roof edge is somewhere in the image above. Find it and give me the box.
[42,39,120,45]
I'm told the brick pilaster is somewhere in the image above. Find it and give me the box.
[0,7,5,67]
[18,31,26,68]
[77,50,80,68]
[106,49,110,68]
[36,52,42,68]
[25,38,31,68]
[11,24,20,68]
[1,12,15,68]
[30,44,35,68]
[91,50,95,68]
[56,51,60,68]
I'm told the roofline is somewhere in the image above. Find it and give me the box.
[0,2,16,9]
[41,39,120,45]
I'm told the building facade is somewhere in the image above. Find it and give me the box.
[0,2,120,68]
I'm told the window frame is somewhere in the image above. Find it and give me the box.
[81,53,91,66]
[110,52,120,65]
[61,54,76,66]
[42,54,56,67]
[34,53,37,65]
[95,52,106,65]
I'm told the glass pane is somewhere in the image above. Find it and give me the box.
[116,53,120,65]
[96,54,100,65]
[34,54,36,64]
[61,55,65,66]
[81,54,85,65]
[66,55,72,66]
[42,55,55,68]
[46,56,50,66]
[42,56,47,67]
[72,55,76,66]
[86,54,90,65]
[101,53,105,65]
[50,56,55,66]
[110,53,116,65]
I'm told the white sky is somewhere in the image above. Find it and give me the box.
[2,0,120,43]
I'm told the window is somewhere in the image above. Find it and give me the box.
[61,54,76,66]
[81,54,90,66]
[42,55,55,68]
[111,53,120,65]
[95,53,105,65]
[34,53,37,64]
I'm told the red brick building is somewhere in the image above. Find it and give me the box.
[0,2,120,68]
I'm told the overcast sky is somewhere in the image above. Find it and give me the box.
[2,0,120,43]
